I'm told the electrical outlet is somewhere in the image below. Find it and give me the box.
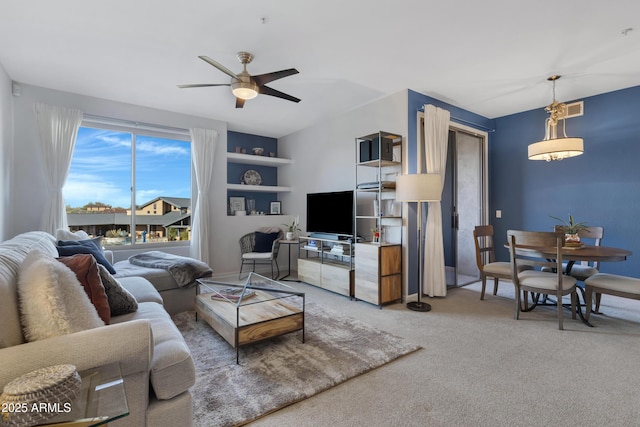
[496,210,502,219]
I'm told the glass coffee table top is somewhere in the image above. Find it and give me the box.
[197,272,305,307]
[196,273,306,364]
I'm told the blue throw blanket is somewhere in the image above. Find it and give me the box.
[128,251,212,287]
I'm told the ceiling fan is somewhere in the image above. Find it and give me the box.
[178,51,300,108]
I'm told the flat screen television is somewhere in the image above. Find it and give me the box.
[306,190,354,236]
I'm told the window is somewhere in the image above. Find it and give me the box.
[63,122,191,246]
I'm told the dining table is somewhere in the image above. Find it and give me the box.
[505,243,632,326]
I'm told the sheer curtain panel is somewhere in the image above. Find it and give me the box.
[422,104,450,297]
[189,128,218,263]
[34,103,83,234]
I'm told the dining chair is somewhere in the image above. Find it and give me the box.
[507,230,578,330]
[555,225,605,311]
[473,225,531,300]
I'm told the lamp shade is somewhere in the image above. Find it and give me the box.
[231,81,259,100]
[396,174,442,202]
[528,137,584,161]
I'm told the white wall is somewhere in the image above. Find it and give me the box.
[279,90,409,228]
[278,90,409,282]
[0,64,12,242]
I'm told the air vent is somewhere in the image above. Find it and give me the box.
[564,101,584,119]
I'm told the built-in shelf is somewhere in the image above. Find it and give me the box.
[357,159,401,167]
[227,183,292,193]
[227,152,292,167]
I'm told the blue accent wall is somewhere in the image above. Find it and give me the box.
[227,131,279,214]
[406,90,493,294]
[491,85,640,277]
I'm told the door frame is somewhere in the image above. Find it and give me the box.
[416,113,489,285]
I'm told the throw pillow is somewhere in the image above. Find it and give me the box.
[97,264,138,316]
[56,244,116,274]
[58,237,104,254]
[17,249,104,342]
[253,231,279,253]
[57,254,111,324]
[55,229,90,241]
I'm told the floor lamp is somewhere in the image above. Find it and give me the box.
[396,173,442,312]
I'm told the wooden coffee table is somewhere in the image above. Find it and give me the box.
[195,273,305,363]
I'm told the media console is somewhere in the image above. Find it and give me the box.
[297,235,354,297]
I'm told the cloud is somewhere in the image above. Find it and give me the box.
[136,140,189,156]
[63,173,130,208]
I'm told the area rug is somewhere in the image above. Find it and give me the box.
[173,303,421,427]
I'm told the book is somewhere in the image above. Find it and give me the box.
[210,287,256,302]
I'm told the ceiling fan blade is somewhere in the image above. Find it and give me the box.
[258,85,301,103]
[198,56,239,79]
[235,97,245,109]
[177,83,230,88]
[252,68,299,86]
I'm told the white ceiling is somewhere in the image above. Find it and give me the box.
[1,1,639,138]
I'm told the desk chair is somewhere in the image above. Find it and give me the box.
[507,230,577,330]
[473,225,531,300]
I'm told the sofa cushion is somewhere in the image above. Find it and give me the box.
[113,261,180,292]
[56,244,116,274]
[18,249,104,342]
[58,254,111,324]
[118,276,165,305]
[0,232,58,348]
[97,264,139,316]
[111,302,195,399]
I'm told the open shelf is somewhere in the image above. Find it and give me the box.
[227,183,292,193]
[227,152,292,167]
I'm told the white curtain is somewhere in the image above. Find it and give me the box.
[422,104,450,297]
[189,128,218,262]
[34,103,83,234]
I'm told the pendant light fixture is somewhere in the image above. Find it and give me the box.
[528,75,584,161]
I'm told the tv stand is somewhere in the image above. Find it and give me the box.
[298,236,354,297]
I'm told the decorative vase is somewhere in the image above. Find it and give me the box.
[565,233,581,244]
[286,231,294,240]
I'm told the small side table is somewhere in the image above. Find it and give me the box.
[278,239,300,282]
[40,363,128,426]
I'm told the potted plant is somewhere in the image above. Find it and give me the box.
[550,214,588,244]
[283,218,301,240]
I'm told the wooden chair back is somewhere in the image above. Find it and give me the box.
[554,225,604,268]
[507,230,565,285]
[473,225,497,272]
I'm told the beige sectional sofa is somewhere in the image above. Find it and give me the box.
[0,231,195,426]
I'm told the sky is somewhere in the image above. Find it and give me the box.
[63,127,191,209]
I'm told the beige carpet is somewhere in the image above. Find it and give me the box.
[235,279,640,427]
[173,302,421,427]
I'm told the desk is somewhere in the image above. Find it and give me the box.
[278,239,300,282]
[508,243,632,326]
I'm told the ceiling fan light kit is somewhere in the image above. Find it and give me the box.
[178,51,300,108]
[528,75,584,162]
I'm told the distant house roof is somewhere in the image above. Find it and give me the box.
[67,213,130,226]
[68,196,191,228]
[139,197,190,209]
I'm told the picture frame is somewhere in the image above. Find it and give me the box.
[269,201,282,215]
[229,196,245,214]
